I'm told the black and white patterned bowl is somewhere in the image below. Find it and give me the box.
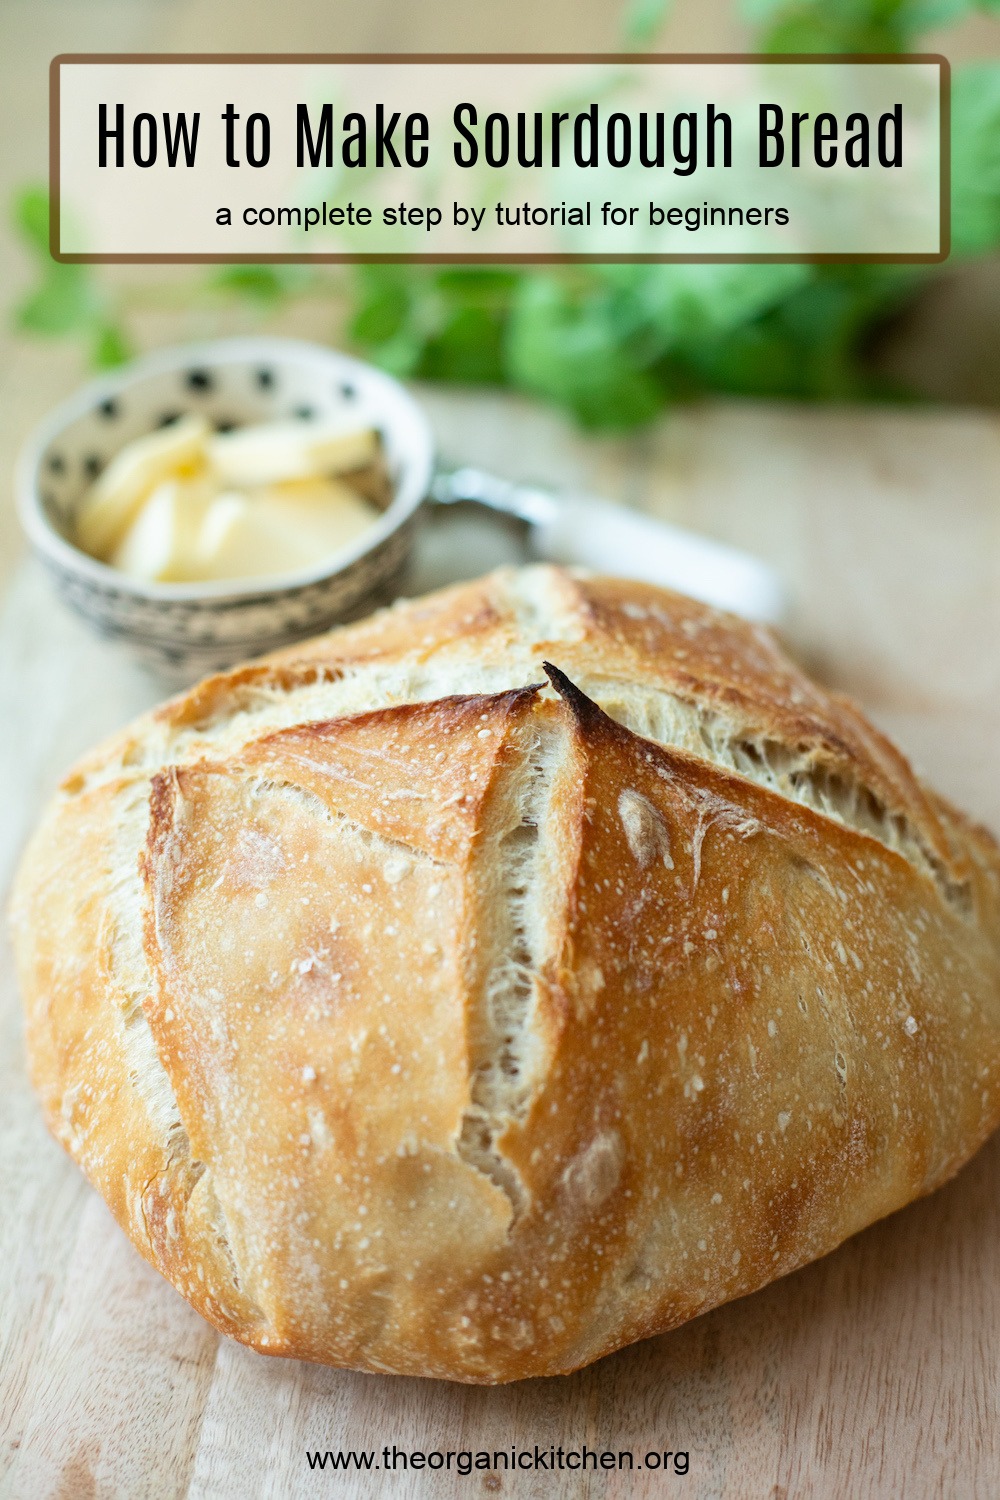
[16,337,435,678]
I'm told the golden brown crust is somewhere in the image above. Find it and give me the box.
[10,566,1000,1381]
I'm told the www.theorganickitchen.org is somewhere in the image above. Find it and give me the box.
[305,1443,691,1475]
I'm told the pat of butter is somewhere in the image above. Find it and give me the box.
[193,494,312,579]
[192,481,377,581]
[208,420,380,487]
[110,476,213,582]
[76,416,210,560]
[258,477,379,552]
[192,483,379,581]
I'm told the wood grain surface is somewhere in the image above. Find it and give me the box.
[2,387,1000,1500]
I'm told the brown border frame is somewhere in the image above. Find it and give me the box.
[49,52,951,265]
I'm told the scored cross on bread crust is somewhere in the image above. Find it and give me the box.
[11,567,1000,1381]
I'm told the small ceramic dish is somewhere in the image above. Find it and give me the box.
[16,337,435,678]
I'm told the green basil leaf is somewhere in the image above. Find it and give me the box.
[506,276,664,428]
[13,184,52,257]
[91,322,132,368]
[621,0,674,47]
[15,269,99,335]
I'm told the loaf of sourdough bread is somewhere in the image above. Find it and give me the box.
[11,566,1000,1382]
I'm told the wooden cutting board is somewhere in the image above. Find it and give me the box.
[3,392,1000,1500]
